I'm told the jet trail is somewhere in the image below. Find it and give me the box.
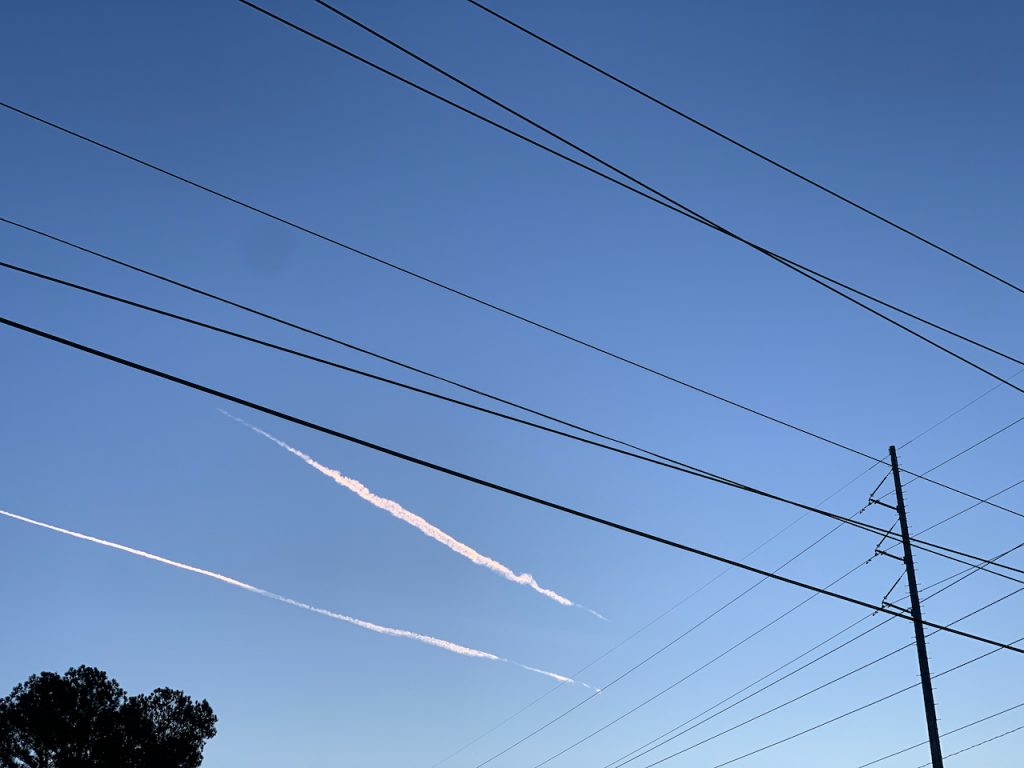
[0,507,583,686]
[224,412,587,612]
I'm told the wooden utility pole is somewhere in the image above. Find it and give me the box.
[889,445,944,768]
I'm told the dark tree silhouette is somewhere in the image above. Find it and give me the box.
[0,666,216,768]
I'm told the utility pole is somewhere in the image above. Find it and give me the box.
[889,445,944,768]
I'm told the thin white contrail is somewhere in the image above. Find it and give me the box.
[223,412,597,616]
[0,507,587,686]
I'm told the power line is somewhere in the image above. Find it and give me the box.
[915,723,1024,767]
[429,474,880,768]
[5,258,1020,584]
[462,0,1024,296]
[585,502,1024,768]
[602,612,882,768]
[441,431,1019,764]
[0,256,941,557]
[5,217,1021,531]
[534,530,1024,768]
[0,219,1017,530]
[854,700,1024,767]
[9,249,1024,581]
[522,552,871,768]
[3,311,1021,656]
[611,532,1024,766]
[642,618,1024,768]
[434,463,892,766]
[898,371,1024,451]
[307,0,1022,374]
[0,105,882,463]
[467,515,871,768]
[246,0,1024,395]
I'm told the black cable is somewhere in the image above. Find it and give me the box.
[463,0,1024,296]
[5,261,1020,583]
[6,217,1021,546]
[638,618,1024,768]
[593,519,1024,768]
[309,0,714,225]
[310,0,1024,372]
[916,722,1024,766]
[0,213,1016,530]
[471,513,868,768]
[552,540,1023,768]
[917,478,1024,539]
[429,491,839,768]
[0,105,881,465]
[633,584,1024,768]
[525,549,869,768]
[898,372,1024,451]
[898,415,1024,497]
[3,312,1021,656]
[602,612,884,768]
[228,3,1024,507]
[0,257,940,555]
[445,444,1014,764]
[263,1,1024,386]
[854,700,1024,767]
[12,255,1024,584]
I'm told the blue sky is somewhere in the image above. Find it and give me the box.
[1,1,1022,766]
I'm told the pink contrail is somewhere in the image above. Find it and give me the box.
[224,412,589,613]
[0,507,584,685]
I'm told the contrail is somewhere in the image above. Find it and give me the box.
[223,412,598,617]
[0,507,587,686]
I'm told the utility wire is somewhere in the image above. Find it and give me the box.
[3,312,1021,656]
[596,503,1024,768]
[899,371,1024,451]
[0,257,955,560]
[5,215,1020,527]
[429,490,831,768]
[4,260,1020,583]
[441,421,1012,764]
[545,540,1023,768]
[602,612,884,768]
[234,2,1024,487]
[0,106,886,464]
[915,722,1024,766]
[469,513,869,768]
[854,700,1024,767]
[642,615,1024,768]
[523,550,870,768]
[463,0,1024,296]
[307,0,1017,372]
[251,0,1024,391]
[7,255,888,768]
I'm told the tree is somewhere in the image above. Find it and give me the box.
[0,666,216,768]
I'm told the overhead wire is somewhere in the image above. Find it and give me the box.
[529,526,1024,768]
[234,2,1024,508]
[2,311,1021,656]
[853,700,1024,767]
[462,0,1024,296]
[0,232,1018,533]
[10,4,1020,465]
[914,722,1024,766]
[253,0,1024,390]
[428,489,833,768]
[309,0,1024,372]
[640,613,1024,768]
[467,512,874,768]
[443,428,1014,764]
[598,488,1024,768]
[3,262,1020,582]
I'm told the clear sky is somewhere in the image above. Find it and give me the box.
[2,1,1022,766]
